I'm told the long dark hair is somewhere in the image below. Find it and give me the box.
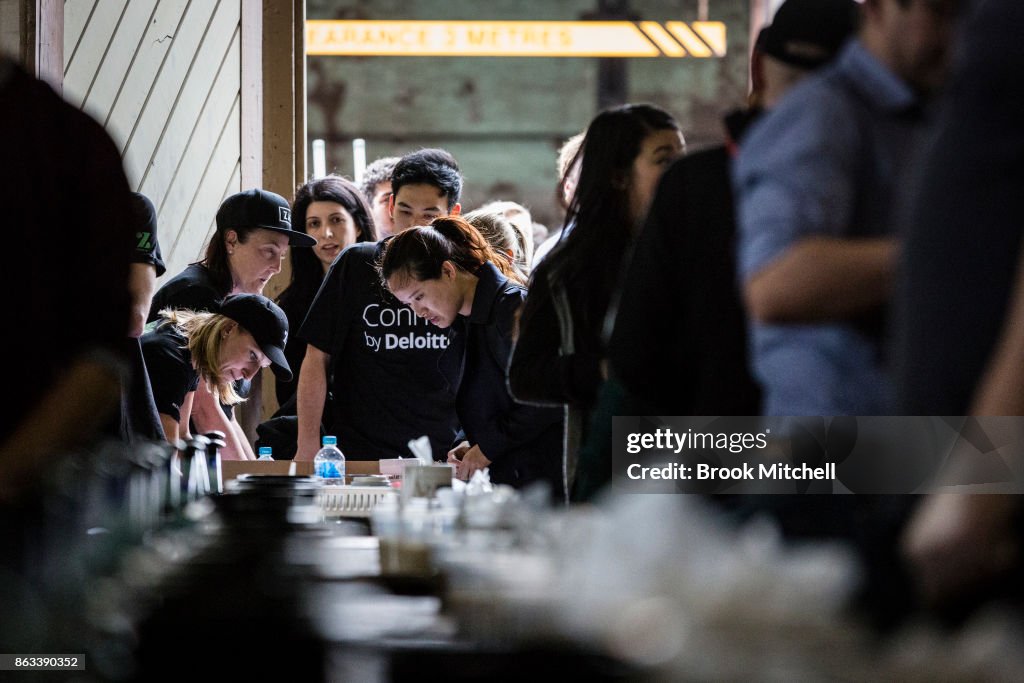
[541,103,680,333]
[198,225,259,295]
[278,175,376,316]
[378,216,525,288]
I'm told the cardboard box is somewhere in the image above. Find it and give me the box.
[220,459,380,484]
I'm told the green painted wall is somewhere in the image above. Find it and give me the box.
[306,0,752,229]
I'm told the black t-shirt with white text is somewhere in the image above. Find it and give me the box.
[299,242,459,459]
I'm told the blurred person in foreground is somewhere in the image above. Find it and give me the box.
[595,0,858,504]
[894,0,1023,618]
[731,0,962,626]
[0,56,135,504]
[734,0,960,420]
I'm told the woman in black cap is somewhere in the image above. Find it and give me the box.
[147,189,315,450]
[149,188,317,317]
[142,294,293,460]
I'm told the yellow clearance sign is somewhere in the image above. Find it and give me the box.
[306,20,727,58]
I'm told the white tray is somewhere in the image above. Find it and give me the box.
[317,485,397,518]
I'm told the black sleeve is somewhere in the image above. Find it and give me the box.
[148,236,166,277]
[141,330,197,423]
[607,162,684,401]
[474,291,563,463]
[508,265,601,406]
[130,198,166,277]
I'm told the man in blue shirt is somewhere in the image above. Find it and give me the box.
[733,0,961,418]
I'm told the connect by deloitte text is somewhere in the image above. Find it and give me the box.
[626,462,837,481]
[384,332,449,350]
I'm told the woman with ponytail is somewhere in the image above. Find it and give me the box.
[378,216,563,499]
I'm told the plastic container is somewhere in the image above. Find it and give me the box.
[313,436,346,482]
[257,446,274,461]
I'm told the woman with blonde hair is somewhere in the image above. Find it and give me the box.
[463,207,527,282]
[142,294,292,459]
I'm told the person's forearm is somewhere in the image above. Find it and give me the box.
[970,250,1024,417]
[190,383,248,460]
[160,414,180,445]
[128,263,157,338]
[745,236,897,323]
[229,417,255,460]
[296,346,330,461]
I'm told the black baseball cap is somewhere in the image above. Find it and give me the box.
[216,189,317,247]
[759,0,859,70]
[216,294,293,382]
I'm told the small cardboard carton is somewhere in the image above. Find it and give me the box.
[220,459,380,483]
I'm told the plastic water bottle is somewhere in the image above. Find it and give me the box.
[257,446,274,461]
[314,436,346,482]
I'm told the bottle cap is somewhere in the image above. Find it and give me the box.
[258,447,272,456]
[322,436,338,446]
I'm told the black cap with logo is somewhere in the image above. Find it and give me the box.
[216,188,317,247]
[216,294,293,381]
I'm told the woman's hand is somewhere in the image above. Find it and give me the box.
[447,440,470,465]
[902,494,1019,607]
[452,444,491,481]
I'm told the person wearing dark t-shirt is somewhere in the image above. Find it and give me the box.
[895,0,1024,612]
[0,57,134,504]
[115,192,168,443]
[380,218,563,497]
[295,149,463,461]
[143,295,292,453]
[149,189,316,320]
[275,176,377,408]
[148,189,315,458]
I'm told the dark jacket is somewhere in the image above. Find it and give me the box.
[440,262,564,495]
[607,145,761,416]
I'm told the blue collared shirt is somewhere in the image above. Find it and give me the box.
[733,40,926,417]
